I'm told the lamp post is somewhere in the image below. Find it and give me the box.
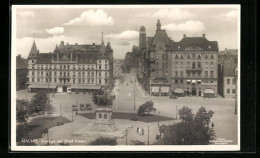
[147,124,150,145]
[176,105,178,119]
[157,111,160,127]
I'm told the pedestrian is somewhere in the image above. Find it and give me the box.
[141,128,144,135]
[211,122,214,129]
[137,127,139,134]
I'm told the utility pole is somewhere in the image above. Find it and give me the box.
[125,129,128,145]
[148,124,150,145]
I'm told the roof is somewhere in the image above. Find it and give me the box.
[151,30,170,46]
[219,49,238,56]
[140,25,146,32]
[223,58,237,76]
[28,41,39,58]
[35,53,53,64]
[16,55,27,69]
[171,37,218,51]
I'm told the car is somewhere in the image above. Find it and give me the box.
[72,105,78,111]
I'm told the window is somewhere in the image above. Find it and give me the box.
[175,71,178,76]
[32,60,34,63]
[162,63,165,68]
[192,54,196,59]
[210,71,213,77]
[64,65,66,69]
[73,65,75,69]
[180,79,183,84]
[205,71,208,77]
[210,81,214,83]
[198,62,201,68]
[99,65,101,70]
[79,65,81,69]
[99,79,101,84]
[60,65,62,69]
[232,89,236,94]
[60,72,62,76]
[54,78,56,83]
[197,80,201,84]
[187,80,190,84]
[175,79,178,84]
[105,72,107,77]
[54,65,56,69]
[180,55,183,59]
[232,78,236,85]
[192,62,196,69]
[210,62,214,68]
[166,53,168,60]
[32,71,34,76]
[180,71,183,76]
[32,78,34,82]
[198,55,201,59]
[162,54,165,60]
[92,72,94,77]
[187,72,190,77]
[227,89,230,94]
[92,79,94,83]
[210,55,214,59]
[166,62,168,68]
[227,79,230,84]
[187,55,190,59]
[87,79,90,83]
[99,60,101,63]
[192,72,195,76]
[105,60,107,63]
[105,64,108,70]
[32,65,34,69]
[99,72,101,77]
[205,55,208,59]
[175,55,178,59]
[87,72,90,77]
[37,78,40,82]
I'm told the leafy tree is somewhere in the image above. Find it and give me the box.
[89,137,117,145]
[157,106,215,145]
[92,90,113,107]
[16,99,30,124]
[29,91,52,115]
[137,101,156,116]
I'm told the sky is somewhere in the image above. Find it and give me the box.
[14,5,239,59]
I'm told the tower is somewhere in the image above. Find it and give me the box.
[156,19,161,31]
[139,25,147,51]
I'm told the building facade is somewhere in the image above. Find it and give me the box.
[16,55,27,90]
[218,49,238,98]
[27,35,113,93]
[138,20,219,97]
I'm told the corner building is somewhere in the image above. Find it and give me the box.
[139,20,219,97]
[27,36,113,93]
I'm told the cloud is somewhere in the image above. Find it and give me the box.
[18,11,34,17]
[162,20,205,33]
[45,27,64,36]
[64,9,114,26]
[225,10,237,18]
[108,30,139,40]
[115,41,130,46]
[153,8,194,20]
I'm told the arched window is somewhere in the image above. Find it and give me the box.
[180,55,184,59]
[205,54,208,59]
[205,62,208,68]
[187,55,190,59]
[198,62,201,68]
[175,55,178,59]
[210,55,214,59]
[187,61,190,66]
[198,55,201,59]
[192,62,196,69]
[192,54,196,59]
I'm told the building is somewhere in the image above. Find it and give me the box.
[27,34,113,93]
[16,55,27,90]
[124,45,139,72]
[218,49,238,98]
[138,20,219,97]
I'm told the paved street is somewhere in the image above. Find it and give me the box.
[16,68,238,145]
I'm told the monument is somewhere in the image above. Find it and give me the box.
[91,108,118,132]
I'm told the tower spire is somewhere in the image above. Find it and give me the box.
[101,32,104,43]
[156,19,161,31]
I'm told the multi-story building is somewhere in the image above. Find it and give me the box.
[218,49,238,98]
[27,35,113,93]
[16,55,27,90]
[138,20,219,97]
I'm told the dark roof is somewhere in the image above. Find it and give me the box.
[219,49,238,56]
[140,26,146,32]
[223,59,237,76]
[171,37,218,51]
[16,55,27,69]
[28,41,39,58]
[35,53,53,64]
[151,30,170,46]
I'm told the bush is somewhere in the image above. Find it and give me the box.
[137,101,156,116]
[89,137,117,145]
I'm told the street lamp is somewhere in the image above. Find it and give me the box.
[157,111,160,127]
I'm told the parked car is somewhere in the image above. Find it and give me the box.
[80,104,92,111]
[72,105,78,111]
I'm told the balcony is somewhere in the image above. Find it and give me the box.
[186,67,202,72]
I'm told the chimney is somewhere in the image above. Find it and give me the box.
[183,34,186,38]
[202,34,206,38]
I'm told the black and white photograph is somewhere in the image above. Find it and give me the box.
[11,5,240,151]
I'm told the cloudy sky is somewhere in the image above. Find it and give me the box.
[14,5,239,59]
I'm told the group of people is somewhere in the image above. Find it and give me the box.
[137,127,145,136]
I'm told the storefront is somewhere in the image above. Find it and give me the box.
[151,86,160,96]
[204,88,215,98]
[160,86,169,96]
[28,84,57,93]
[173,88,184,97]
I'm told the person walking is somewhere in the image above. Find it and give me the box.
[137,127,139,134]
[211,122,214,129]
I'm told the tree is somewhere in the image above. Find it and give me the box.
[89,137,117,145]
[137,101,156,116]
[29,91,52,115]
[16,99,30,124]
[92,90,113,107]
[157,106,215,145]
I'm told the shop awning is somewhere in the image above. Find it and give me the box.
[204,89,214,94]
[161,87,169,93]
[152,87,159,92]
[71,85,101,90]
[28,84,57,89]
[197,80,201,82]
[192,80,196,83]
[174,88,184,93]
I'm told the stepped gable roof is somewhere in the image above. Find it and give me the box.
[16,55,27,69]
[171,37,218,51]
[223,58,237,76]
[151,30,170,46]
